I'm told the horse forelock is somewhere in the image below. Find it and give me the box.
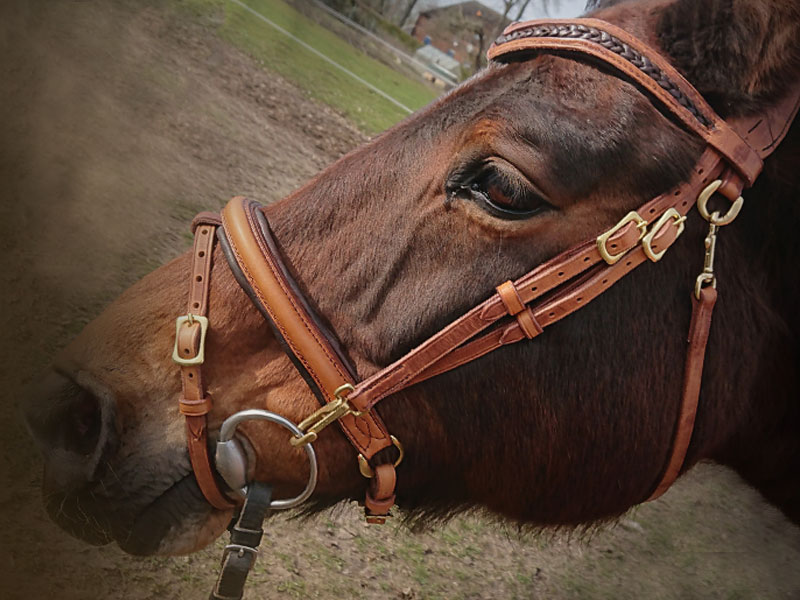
[656,0,800,116]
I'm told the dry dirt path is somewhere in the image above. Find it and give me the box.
[0,1,798,599]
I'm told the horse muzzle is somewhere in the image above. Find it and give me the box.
[23,371,118,544]
[23,370,219,555]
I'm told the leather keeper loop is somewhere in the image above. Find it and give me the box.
[191,211,223,232]
[364,463,397,518]
[179,396,213,417]
[180,397,213,416]
[516,307,543,339]
[718,170,745,202]
[497,281,525,315]
[365,493,396,516]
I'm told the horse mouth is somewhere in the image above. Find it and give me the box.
[123,472,215,555]
[45,468,220,556]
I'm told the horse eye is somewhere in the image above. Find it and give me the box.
[457,166,549,220]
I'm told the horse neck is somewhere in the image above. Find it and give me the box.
[699,122,800,523]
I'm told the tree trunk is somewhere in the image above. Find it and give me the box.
[492,0,518,43]
[514,0,532,21]
[474,30,487,72]
[399,0,420,28]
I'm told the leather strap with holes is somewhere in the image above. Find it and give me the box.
[177,215,235,510]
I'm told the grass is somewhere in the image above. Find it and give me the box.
[174,0,438,133]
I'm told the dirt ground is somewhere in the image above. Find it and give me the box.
[0,1,798,599]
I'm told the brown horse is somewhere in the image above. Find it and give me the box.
[24,0,800,557]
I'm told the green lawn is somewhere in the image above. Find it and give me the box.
[178,0,439,133]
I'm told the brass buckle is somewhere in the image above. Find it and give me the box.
[291,384,363,447]
[596,211,648,265]
[172,314,209,366]
[697,180,744,226]
[642,209,686,262]
[357,435,405,478]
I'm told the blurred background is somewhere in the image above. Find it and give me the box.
[1,0,798,598]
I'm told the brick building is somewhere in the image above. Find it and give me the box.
[411,1,510,71]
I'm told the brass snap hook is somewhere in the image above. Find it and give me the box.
[697,180,744,226]
[291,384,361,447]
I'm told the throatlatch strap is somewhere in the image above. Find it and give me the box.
[210,482,273,600]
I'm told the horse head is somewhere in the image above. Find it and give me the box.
[24,0,800,556]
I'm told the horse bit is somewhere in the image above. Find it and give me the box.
[169,18,800,599]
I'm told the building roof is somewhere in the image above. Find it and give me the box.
[415,44,461,72]
[419,1,508,26]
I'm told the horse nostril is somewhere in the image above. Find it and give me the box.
[65,387,102,457]
[24,371,117,489]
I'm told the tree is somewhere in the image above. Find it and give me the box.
[399,0,420,27]
[514,0,533,20]
[492,0,523,42]
[516,0,559,20]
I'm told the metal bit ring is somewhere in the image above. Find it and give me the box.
[217,409,318,509]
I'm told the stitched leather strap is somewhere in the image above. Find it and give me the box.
[728,79,800,159]
[178,221,235,510]
[220,197,397,518]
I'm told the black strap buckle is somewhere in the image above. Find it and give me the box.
[210,481,272,600]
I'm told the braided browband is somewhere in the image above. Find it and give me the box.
[487,18,764,185]
[494,22,711,127]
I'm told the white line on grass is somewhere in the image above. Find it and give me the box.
[227,0,414,114]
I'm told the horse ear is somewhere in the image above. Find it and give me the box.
[656,0,800,117]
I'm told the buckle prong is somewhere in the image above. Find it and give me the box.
[597,211,648,265]
[642,208,686,262]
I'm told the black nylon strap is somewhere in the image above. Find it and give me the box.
[210,481,273,600]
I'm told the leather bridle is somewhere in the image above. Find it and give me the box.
[172,15,800,546]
